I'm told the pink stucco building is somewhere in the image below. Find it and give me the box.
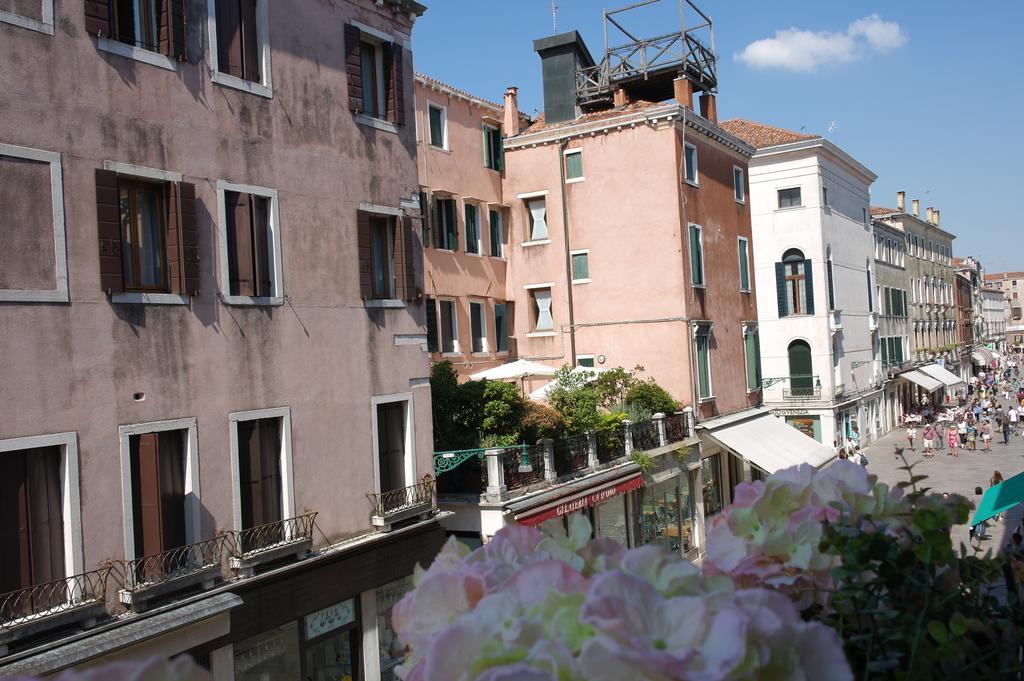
[0,0,443,677]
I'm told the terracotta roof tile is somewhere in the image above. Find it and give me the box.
[414,73,531,122]
[986,272,1024,280]
[870,206,898,217]
[719,118,817,149]
[521,100,665,134]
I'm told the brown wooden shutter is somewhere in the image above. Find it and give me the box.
[0,453,31,594]
[96,169,124,294]
[157,431,186,551]
[84,0,111,38]
[431,196,440,248]
[397,217,417,301]
[167,182,183,294]
[258,419,283,525]
[383,43,396,123]
[253,196,272,297]
[237,420,263,529]
[240,0,259,82]
[226,191,255,296]
[507,302,516,348]
[26,448,65,588]
[216,0,243,78]
[390,44,405,126]
[133,433,164,559]
[344,24,363,113]
[357,211,373,299]
[178,182,200,296]
[158,0,187,60]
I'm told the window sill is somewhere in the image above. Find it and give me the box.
[698,396,716,404]
[735,199,746,205]
[364,299,406,309]
[211,71,273,99]
[435,247,456,254]
[488,253,506,260]
[0,10,54,35]
[96,38,176,71]
[0,289,69,303]
[111,292,190,305]
[471,352,490,357]
[521,239,551,248]
[221,295,284,307]
[565,177,585,184]
[692,283,706,290]
[775,206,804,212]
[684,179,700,188]
[355,114,399,134]
[441,352,461,358]
[496,351,510,357]
[428,144,450,153]
[740,288,752,294]
[465,251,483,257]
[572,278,591,285]
[526,331,557,338]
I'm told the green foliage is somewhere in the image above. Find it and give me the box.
[594,366,643,410]
[607,401,652,424]
[626,380,679,415]
[521,401,568,444]
[547,364,601,433]
[480,380,525,444]
[630,450,654,473]
[430,361,526,450]
[817,453,1024,680]
[672,445,692,466]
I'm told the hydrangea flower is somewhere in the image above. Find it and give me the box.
[8,657,211,681]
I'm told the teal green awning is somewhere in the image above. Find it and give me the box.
[971,471,1024,526]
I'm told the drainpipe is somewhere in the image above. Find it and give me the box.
[558,140,577,365]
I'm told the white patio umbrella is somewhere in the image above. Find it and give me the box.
[529,365,610,401]
[469,359,558,382]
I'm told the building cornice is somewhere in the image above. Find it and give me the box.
[750,137,877,185]
[414,73,505,115]
[871,212,957,241]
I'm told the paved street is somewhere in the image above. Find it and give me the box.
[862,409,1024,553]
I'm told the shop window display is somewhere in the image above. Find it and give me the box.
[234,621,301,681]
[702,454,723,518]
[639,477,694,555]
[596,496,630,548]
[377,576,415,681]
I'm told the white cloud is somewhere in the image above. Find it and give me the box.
[735,15,906,72]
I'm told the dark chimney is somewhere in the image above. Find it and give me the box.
[533,31,596,125]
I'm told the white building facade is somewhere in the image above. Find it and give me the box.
[981,287,1009,353]
[723,120,882,449]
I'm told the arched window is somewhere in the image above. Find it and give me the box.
[776,249,814,317]
[788,340,814,396]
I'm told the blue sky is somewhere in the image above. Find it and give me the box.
[412,1,1024,272]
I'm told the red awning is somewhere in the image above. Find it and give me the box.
[514,474,645,527]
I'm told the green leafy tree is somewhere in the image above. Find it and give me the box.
[521,402,568,443]
[547,364,601,433]
[626,380,678,415]
[479,380,526,447]
[594,366,643,410]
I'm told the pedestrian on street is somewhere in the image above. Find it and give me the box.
[906,424,917,451]
[958,418,968,446]
[967,422,978,451]
[922,424,936,458]
[1003,417,1011,445]
[981,420,993,451]
[947,424,959,457]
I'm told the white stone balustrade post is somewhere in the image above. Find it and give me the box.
[653,412,667,447]
[484,448,508,502]
[623,420,633,457]
[586,430,599,468]
[541,439,557,482]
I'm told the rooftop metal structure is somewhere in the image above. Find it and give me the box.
[576,0,718,110]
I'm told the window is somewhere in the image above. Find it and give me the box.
[435,197,457,250]
[822,186,829,207]
[826,250,835,311]
[428,104,447,149]
[683,143,698,184]
[219,183,280,301]
[529,287,553,332]
[0,143,68,302]
[469,300,487,353]
[488,209,504,258]
[787,340,813,396]
[564,149,583,181]
[862,207,868,224]
[425,298,438,352]
[737,237,750,292]
[866,263,873,313]
[494,302,511,353]
[344,24,403,124]
[211,0,270,93]
[85,0,185,66]
[373,396,413,498]
[778,187,802,209]
[127,430,187,563]
[571,250,590,282]
[95,166,199,299]
[694,325,712,399]
[743,327,761,392]
[109,0,160,51]
[527,198,548,241]
[483,125,503,171]
[0,445,65,597]
[2,0,54,34]
[357,210,415,301]
[733,167,745,203]
[689,224,704,287]
[236,416,284,537]
[234,621,301,680]
[464,203,480,254]
[439,299,457,353]
[577,355,595,368]
[701,454,723,517]
[776,249,813,317]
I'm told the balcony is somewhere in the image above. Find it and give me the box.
[0,567,111,655]
[868,311,880,331]
[834,383,846,398]
[368,479,436,531]
[829,310,843,332]
[119,535,230,611]
[229,512,316,575]
[782,375,822,400]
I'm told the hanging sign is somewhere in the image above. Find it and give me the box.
[305,598,356,640]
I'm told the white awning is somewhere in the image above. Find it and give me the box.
[698,409,836,474]
[918,363,964,388]
[971,347,994,366]
[900,369,944,393]
[469,359,557,381]
[529,366,611,401]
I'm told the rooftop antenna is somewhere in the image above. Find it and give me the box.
[827,120,838,142]
[551,0,558,33]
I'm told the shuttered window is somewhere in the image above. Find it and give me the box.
[737,237,750,292]
[683,143,698,184]
[776,249,813,316]
[483,126,503,171]
[439,299,456,353]
[435,198,457,250]
[527,199,547,241]
[344,25,404,124]
[470,301,486,353]
[357,211,416,301]
[571,252,589,281]
[488,210,504,258]
[531,288,553,332]
[464,203,480,254]
[370,216,394,299]
[494,302,510,353]
[744,330,761,392]
[0,446,65,597]
[96,170,199,296]
[425,298,438,352]
[428,105,446,148]
[215,0,260,82]
[733,167,745,202]
[237,418,283,532]
[695,328,712,399]
[226,191,273,297]
[826,258,836,311]
[689,224,704,287]
[86,0,186,59]
[564,150,583,180]
[129,431,186,564]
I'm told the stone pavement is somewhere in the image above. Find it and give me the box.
[860,410,1024,554]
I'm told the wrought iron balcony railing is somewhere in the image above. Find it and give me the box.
[120,535,230,609]
[631,419,660,452]
[0,566,112,647]
[596,425,627,464]
[781,375,822,400]
[229,512,317,573]
[368,479,436,529]
[503,444,545,491]
[664,411,696,443]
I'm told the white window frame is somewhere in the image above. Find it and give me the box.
[118,418,201,560]
[777,186,802,210]
[482,123,502,171]
[693,324,714,401]
[0,143,68,302]
[683,142,699,186]
[206,0,273,98]
[487,207,505,259]
[370,393,417,496]
[570,249,590,284]
[737,236,751,293]
[468,298,488,355]
[0,431,83,582]
[525,283,555,336]
[463,200,482,255]
[577,354,596,368]
[438,297,460,356]
[493,301,510,355]
[563,148,584,183]
[427,102,448,150]
[524,197,549,244]
[97,0,177,73]
[216,180,284,305]
[822,185,830,208]
[689,223,705,288]
[0,0,54,34]
[732,165,745,203]
[229,407,295,532]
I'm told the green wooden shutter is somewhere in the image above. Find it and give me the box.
[482,126,491,169]
[775,262,787,317]
[696,333,710,398]
[689,225,703,286]
[803,260,815,314]
[738,239,750,291]
[744,333,757,390]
